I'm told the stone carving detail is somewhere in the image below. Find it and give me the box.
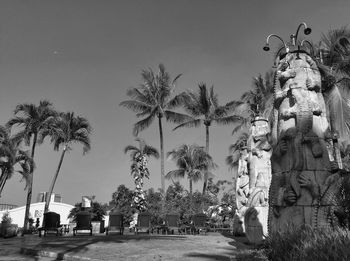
[269,51,342,233]
[236,148,249,213]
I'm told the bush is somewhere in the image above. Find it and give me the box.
[264,225,350,261]
[1,212,12,225]
[0,212,18,238]
[68,201,107,222]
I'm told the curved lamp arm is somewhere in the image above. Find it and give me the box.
[301,40,314,56]
[263,34,287,52]
[292,22,312,46]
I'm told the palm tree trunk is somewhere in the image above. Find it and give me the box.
[0,172,8,196]
[22,133,37,236]
[44,146,67,213]
[158,116,165,194]
[189,179,193,211]
[202,125,210,194]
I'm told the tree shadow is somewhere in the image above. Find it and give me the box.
[185,252,232,261]
[21,234,189,260]
[218,232,267,261]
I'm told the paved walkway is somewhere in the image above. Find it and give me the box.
[0,232,265,261]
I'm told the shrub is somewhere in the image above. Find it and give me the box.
[264,225,350,261]
[0,212,18,238]
[1,212,12,225]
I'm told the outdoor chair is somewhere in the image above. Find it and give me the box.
[38,212,63,237]
[73,211,93,236]
[135,211,152,234]
[165,214,180,235]
[192,213,208,235]
[106,211,124,235]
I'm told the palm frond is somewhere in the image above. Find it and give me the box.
[214,115,243,125]
[165,169,186,180]
[124,145,139,155]
[133,110,156,136]
[324,83,350,146]
[164,111,195,124]
[143,145,159,159]
[119,100,153,114]
[173,119,202,131]
[166,92,188,110]
[231,119,250,135]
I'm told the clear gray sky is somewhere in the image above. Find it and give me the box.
[0,0,349,206]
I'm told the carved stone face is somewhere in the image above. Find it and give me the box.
[279,52,321,92]
[252,118,270,137]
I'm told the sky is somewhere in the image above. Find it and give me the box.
[0,0,349,207]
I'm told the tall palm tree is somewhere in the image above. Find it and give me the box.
[0,125,34,198]
[166,144,217,204]
[6,100,56,233]
[42,112,92,213]
[173,83,240,194]
[120,64,190,194]
[124,138,159,211]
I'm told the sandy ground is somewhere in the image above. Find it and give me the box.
[0,232,266,261]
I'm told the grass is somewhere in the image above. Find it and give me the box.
[264,225,350,261]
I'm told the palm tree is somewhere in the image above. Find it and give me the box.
[173,83,240,194]
[124,138,159,161]
[120,64,190,194]
[314,27,350,146]
[42,112,92,213]
[124,138,159,211]
[225,132,249,170]
[230,71,275,136]
[166,144,216,205]
[318,27,350,78]
[6,100,56,233]
[0,125,34,198]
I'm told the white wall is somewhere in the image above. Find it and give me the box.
[0,202,74,227]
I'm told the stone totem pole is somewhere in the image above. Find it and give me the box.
[235,117,272,244]
[264,23,343,233]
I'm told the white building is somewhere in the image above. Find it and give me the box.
[0,193,74,227]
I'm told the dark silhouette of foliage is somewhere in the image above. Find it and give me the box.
[69,201,107,222]
[109,185,135,226]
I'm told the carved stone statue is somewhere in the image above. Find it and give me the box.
[235,117,272,244]
[269,51,342,233]
[246,117,272,243]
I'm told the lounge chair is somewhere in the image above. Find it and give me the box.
[192,213,208,235]
[73,211,92,236]
[165,214,180,235]
[135,211,151,234]
[106,211,124,235]
[38,212,63,237]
